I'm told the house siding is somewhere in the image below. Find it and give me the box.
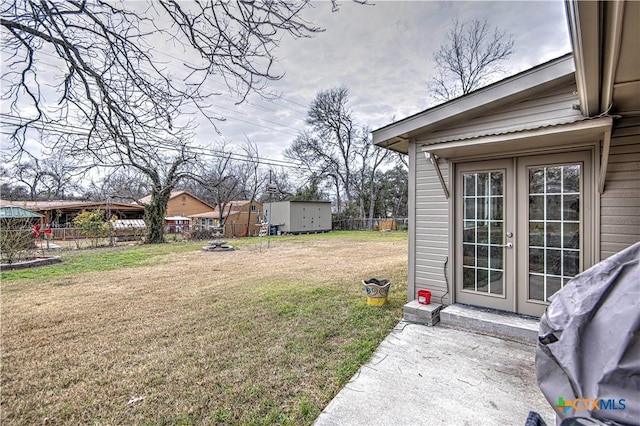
[600,118,640,260]
[420,81,581,145]
[409,80,582,306]
[166,193,213,217]
[413,149,451,304]
[222,201,263,237]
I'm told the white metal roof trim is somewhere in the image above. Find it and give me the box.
[420,115,592,146]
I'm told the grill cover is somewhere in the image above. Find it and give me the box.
[535,242,640,425]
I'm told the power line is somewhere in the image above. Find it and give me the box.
[1,45,311,139]
[1,112,320,171]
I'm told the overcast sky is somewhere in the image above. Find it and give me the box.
[200,0,573,162]
[1,1,573,171]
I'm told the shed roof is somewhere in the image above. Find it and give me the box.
[0,206,44,219]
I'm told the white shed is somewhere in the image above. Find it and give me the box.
[266,201,332,234]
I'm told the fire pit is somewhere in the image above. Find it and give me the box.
[202,226,233,252]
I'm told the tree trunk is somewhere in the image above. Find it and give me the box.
[334,178,341,215]
[144,190,170,244]
[368,183,377,231]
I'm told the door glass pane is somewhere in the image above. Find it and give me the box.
[463,221,476,243]
[491,173,503,196]
[529,222,544,247]
[477,221,489,244]
[490,246,503,269]
[529,274,544,300]
[463,267,475,290]
[461,171,504,296]
[529,169,545,193]
[490,270,503,295]
[529,195,545,220]
[564,223,580,249]
[546,167,562,193]
[478,173,488,196]
[477,245,488,268]
[464,202,476,220]
[490,197,503,220]
[563,166,580,192]
[528,164,581,302]
[546,222,561,248]
[463,244,475,266]
[490,221,503,245]
[547,195,562,220]
[465,174,476,196]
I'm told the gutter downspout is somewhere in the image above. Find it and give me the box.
[598,1,625,194]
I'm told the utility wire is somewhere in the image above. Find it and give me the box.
[1,47,311,137]
[1,113,320,171]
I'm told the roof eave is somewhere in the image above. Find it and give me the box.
[372,54,576,152]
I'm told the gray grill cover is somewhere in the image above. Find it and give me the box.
[535,242,640,425]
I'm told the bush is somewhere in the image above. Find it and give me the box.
[189,229,213,241]
[0,218,36,264]
[73,210,110,247]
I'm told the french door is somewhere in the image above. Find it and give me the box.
[456,159,515,312]
[455,152,591,316]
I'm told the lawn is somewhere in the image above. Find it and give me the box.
[1,231,408,425]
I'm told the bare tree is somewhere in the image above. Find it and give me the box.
[9,154,82,200]
[355,136,392,229]
[285,87,363,214]
[235,138,267,235]
[260,168,295,202]
[428,19,514,102]
[188,143,240,228]
[85,168,151,203]
[1,1,326,242]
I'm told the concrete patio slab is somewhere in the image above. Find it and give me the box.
[314,321,555,426]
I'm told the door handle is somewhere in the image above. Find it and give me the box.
[505,242,513,248]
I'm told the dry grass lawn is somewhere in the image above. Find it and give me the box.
[1,232,407,425]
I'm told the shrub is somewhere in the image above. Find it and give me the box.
[73,210,110,247]
[189,229,214,241]
[0,218,36,264]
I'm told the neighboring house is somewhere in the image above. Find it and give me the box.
[373,0,639,317]
[267,201,332,234]
[189,200,263,237]
[0,199,144,226]
[138,191,216,234]
[138,191,215,218]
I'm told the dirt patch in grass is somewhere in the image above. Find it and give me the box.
[1,233,407,425]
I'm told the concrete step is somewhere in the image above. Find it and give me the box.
[439,304,540,344]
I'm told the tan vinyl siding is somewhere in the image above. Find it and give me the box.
[421,81,581,144]
[413,151,451,304]
[600,119,640,260]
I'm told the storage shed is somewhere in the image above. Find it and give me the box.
[267,201,331,234]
